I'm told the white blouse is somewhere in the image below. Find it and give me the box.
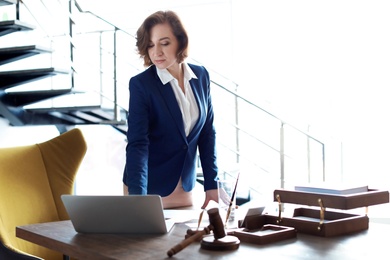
[156,63,199,137]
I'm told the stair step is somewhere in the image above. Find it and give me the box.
[68,110,106,124]
[23,92,101,112]
[0,20,35,37]
[48,111,88,125]
[0,67,69,89]
[86,108,127,124]
[0,0,16,6]
[0,45,52,66]
[0,88,73,106]
[85,109,121,121]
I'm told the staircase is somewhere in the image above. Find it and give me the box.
[0,0,127,134]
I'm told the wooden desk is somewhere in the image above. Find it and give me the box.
[16,220,387,260]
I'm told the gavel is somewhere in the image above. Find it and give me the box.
[167,208,239,257]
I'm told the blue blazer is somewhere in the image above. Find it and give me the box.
[123,64,218,196]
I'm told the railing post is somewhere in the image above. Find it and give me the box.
[307,125,311,182]
[280,122,285,188]
[234,84,239,163]
[322,142,326,182]
[99,32,103,104]
[68,0,74,89]
[113,27,120,122]
[16,0,20,20]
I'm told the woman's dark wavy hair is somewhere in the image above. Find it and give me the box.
[136,10,189,67]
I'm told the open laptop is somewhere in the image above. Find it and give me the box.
[61,194,175,234]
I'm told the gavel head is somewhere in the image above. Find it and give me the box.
[207,208,226,239]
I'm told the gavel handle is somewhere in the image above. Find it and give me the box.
[167,225,213,257]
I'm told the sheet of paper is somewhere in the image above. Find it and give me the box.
[164,209,204,223]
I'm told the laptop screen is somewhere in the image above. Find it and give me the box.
[61,195,174,234]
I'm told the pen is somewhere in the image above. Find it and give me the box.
[197,209,206,230]
[225,172,240,225]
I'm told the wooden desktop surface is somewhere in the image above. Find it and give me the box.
[16,219,388,260]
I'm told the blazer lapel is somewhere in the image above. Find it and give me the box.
[186,78,203,141]
[155,77,187,141]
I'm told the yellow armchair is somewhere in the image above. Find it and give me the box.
[0,128,87,260]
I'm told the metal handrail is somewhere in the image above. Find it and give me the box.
[209,75,325,187]
[71,0,130,123]
[72,0,326,187]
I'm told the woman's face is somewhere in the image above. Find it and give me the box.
[148,23,179,70]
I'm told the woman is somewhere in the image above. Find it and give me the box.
[123,10,219,209]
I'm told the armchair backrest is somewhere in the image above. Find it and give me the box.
[0,128,87,259]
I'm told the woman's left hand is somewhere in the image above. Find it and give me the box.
[201,189,219,209]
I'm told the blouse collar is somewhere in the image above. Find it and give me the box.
[156,63,197,85]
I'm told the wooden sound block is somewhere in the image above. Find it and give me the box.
[200,235,240,251]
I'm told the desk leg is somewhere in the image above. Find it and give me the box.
[63,255,70,260]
